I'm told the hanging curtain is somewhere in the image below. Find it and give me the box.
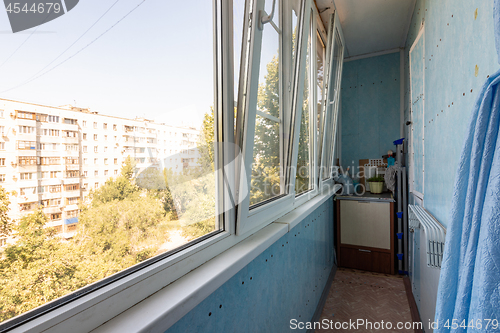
[435,2,500,332]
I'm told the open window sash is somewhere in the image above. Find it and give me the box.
[235,0,308,235]
[318,12,345,186]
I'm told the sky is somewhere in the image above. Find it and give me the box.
[0,0,216,129]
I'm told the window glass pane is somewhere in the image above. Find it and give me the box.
[291,0,299,64]
[251,115,281,205]
[322,30,342,180]
[296,15,313,195]
[316,32,325,141]
[234,0,246,100]
[250,0,282,206]
[0,1,219,324]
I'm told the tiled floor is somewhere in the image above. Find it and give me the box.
[316,268,414,333]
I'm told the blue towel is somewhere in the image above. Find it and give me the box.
[435,2,500,331]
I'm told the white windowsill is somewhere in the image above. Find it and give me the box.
[92,184,341,333]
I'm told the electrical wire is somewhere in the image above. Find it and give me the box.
[0,26,40,70]
[1,0,146,94]
[26,0,122,81]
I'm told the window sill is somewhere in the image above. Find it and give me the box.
[91,184,341,333]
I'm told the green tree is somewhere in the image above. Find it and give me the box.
[0,186,11,238]
[0,209,79,321]
[198,107,215,171]
[90,157,139,205]
[74,196,167,279]
[296,46,311,195]
[251,56,281,204]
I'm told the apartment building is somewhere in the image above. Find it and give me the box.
[0,98,200,241]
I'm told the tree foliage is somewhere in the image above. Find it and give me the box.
[0,186,11,238]
[0,209,79,320]
[251,56,281,205]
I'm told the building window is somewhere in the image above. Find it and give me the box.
[83,171,88,177]
[20,173,33,180]
[103,123,107,130]
[104,170,108,176]
[64,118,77,125]
[20,187,37,195]
[104,135,107,141]
[65,144,79,151]
[0,174,5,182]
[16,111,36,120]
[64,157,78,165]
[83,121,87,127]
[0,158,5,166]
[19,156,37,165]
[104,147,108,152]
[94,158,98,164]
[94,146,98,153]
[42,129,60,136]
[50,213,62,221]
[18,126,35,134]
[66,170,79,178]
[64,184,79,191]
[17,141,36,150]
[66,209,79,217]
[83,146,87,153]
[0,142,4,150]
[84,158,88,165]
[94,182,99,188]
[113,124,117,131]
[104,158,108,165]
[93,122,97,129]
[94,170,98,176]
[94,134,98,141]
[48,115,59,123]
[83,133,87,140]
[114,158,118,165]
[114,170,118,175]
[0,110,3,118]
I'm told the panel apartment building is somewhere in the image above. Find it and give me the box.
[0,98,200,243]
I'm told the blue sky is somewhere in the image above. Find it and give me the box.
[0,0,215,128]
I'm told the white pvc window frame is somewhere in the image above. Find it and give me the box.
[4,1,348,331]
[293,6,327,207]
[235,0,305,235]
[318,12,344,188]
[3,1,239,331]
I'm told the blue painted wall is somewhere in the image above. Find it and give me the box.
[404,0,499,328]
[165,198,335,333]
[404,0,499,227]
[340,53,401,171]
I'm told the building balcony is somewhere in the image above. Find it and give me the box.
[62,136,79,144]
[43,206,64,214]
[65,164,80,171]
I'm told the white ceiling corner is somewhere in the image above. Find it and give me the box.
[332,0,416,59]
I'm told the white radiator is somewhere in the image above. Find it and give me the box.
[408,205,446,268]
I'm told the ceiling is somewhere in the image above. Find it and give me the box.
[315,0,416,59]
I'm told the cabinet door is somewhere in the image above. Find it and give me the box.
[340,200,391,249]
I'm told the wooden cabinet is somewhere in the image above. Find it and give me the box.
[336,198,395,274]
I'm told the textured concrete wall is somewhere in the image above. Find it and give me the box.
[404,0,499,226]
[340,52,401,171]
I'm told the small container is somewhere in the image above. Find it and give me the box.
[369,181,384,194]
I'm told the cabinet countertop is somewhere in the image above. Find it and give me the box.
[335,191,395,203]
